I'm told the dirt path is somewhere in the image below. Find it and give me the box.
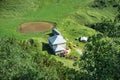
[19,22,54,34]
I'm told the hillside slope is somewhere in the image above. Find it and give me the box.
[0,0,118,68]
[0,0,117,38]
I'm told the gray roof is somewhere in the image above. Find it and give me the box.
[52,29,61,35]
[53,45,66,52]
[49,35,66,45]
[80,37,88,41]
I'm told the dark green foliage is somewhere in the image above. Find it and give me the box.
[115,13,120,22]
[114,39,120,45]
[92,0,107,8]
[0,37,35,80]
[79,34,120,80]
[0,36,78,80]
[87,19,120,38]
[92,0,120,8]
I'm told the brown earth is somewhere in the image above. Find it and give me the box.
[19,22,54,34]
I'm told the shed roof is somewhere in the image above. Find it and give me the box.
[80,37,88,41]
[49,35,66,45]
[52,29,61,35]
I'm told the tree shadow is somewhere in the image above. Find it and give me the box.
[46,33,53,37]
[42,42,54,55]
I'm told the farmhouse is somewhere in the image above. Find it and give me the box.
[48,35,67,55]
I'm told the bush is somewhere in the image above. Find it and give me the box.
[87,19,120,38]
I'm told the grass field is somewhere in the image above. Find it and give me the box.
[0,0,117,38]
[0,0,118,68]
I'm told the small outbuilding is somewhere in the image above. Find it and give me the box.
[52,28,61,35]
[80,37,88,42]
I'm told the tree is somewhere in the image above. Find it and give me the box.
[88,19,120,38]
[0,36,78,80]
[92,0,120,8]
[79,34,120,80]
[0,37,37,80]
